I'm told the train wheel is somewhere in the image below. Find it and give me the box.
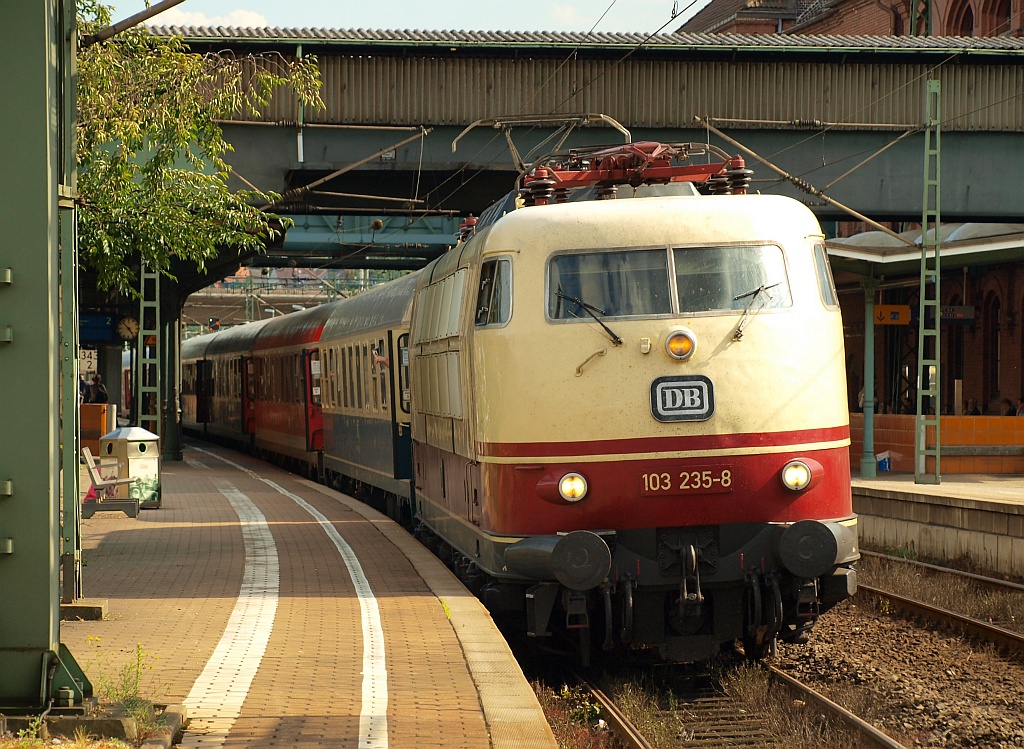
[743,572,770,660]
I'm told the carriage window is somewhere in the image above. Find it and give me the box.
[673,245,792,313]
[812,243,838,307]
[475,258,512,326]
[548,250,671,319]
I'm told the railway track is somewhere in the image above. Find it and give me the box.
[857,584,1024,662]
[575,664,909,749]
[860,549,1024,595]
[538,556,1024,748]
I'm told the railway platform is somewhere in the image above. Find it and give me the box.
[851,470,1024,578]
[62,443,557,749]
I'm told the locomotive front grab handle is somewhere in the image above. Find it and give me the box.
[575,348,607,377]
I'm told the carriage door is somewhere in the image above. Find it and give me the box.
[392,332,413,480]
[195,359,212,424]
[241,355,256,434]
[303,348,324,452]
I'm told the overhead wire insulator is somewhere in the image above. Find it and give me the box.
[727,167,754,194]
[521,168,556,206]
[709,174,731,195]
[458,215,477,242]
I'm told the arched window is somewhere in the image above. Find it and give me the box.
[982,291,1000,404]
[945,0,976,34]
[982,0,1012,34]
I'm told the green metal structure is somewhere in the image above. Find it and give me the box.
[137,262,162,438]
[0,0,92,708]
[914,80,942,485]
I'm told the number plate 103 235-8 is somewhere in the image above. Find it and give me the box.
[641,466,733,496]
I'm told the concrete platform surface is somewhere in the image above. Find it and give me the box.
[852,470,1024,507]
[63,444,556,749]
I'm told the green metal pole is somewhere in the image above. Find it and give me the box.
[0,0,91,709]
[60,0,84,605]
[859,279,878,478]
[0,0,65,706]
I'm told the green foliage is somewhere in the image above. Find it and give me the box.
[76,4,322,293]
[534,683,612,749]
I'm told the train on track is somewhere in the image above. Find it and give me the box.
[182,139,859,663]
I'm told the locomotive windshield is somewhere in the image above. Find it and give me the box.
[547,245,790,319]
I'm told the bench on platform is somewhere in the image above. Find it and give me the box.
[81,447,140,519]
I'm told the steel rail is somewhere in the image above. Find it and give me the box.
[764,664,910,749]
[579,663,907,749]
[860,549,1024,593]
[573,673,653,749]
[858,585,1024,660]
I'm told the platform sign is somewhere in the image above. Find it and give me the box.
[80,313,115,344]
[941,305,975,324]
[79,348,97,376]
[873,305,911,325]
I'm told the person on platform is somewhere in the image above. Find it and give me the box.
[1017,397,1024,416]
[965,397,981,415]
[88,374,108,404]
[1002,398,1016,416]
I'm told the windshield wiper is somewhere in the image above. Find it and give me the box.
[556,292,623,346]
[732,282,780,341]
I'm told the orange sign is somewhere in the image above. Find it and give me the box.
[873,305,910,325]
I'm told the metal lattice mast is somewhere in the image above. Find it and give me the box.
[137,263,162,436]
[911,0,933,35]
[915,79,941,485]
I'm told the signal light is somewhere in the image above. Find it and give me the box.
[666,329,696,360]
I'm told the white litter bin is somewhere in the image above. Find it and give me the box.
[99,426,161,509]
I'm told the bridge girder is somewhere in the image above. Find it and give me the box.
[225,123,1022,225]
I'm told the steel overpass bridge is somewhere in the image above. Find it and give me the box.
[156,25,1024,279]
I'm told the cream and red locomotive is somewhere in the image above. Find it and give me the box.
[183,140,859,662]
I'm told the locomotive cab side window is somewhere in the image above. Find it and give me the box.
[812,243,839,307]
[475,257,512,326]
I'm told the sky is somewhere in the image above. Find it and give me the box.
[105,0,711,34]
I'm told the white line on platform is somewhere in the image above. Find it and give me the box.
[181,478,279,748]
[192,447,389,749]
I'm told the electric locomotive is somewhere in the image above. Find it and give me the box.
[180,138,858,664]
[405,141,858,662]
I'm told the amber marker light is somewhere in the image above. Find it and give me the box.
[559,473,588,502]
[781,460,812,491]
[666,329,696,360]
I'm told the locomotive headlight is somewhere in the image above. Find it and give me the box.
[666,329,696,360]
[781,460,812,491]
[559,473,588,502]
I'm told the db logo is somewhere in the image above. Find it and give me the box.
[650,376,715,422]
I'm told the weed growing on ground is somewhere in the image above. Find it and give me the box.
[533,682,613,749]
[86,637,165,745]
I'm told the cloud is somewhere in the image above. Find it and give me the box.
[150,8,269,27]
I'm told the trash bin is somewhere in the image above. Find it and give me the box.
[875,450,891,472]
[99,426,161,509]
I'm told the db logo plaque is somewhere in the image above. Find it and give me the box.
[651,375,715,422]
